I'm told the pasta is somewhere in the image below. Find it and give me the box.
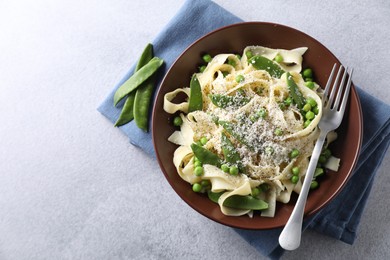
[163,46,338,218]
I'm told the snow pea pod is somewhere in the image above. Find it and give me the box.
[248,55,284,78]
[207,191,268,210]
[221,132,241,164]
[286,72,305,109]
[133,44,156,132]
[190,143,222,167]
[188,74,203,112]
[218,120,255,151]
[113,57,163,106]
[115,44,154,126]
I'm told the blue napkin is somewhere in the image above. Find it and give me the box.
[98,0,390,258]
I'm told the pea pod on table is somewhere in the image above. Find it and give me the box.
[115,44,154,126]
[113,56,164,106]
[248,55,284,78]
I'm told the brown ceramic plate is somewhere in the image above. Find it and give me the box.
[152,22,363,230]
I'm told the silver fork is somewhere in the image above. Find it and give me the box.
[278,64,354,250]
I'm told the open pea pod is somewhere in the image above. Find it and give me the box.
[190,143,222,167]
[218,120,255,151]
[207,191,268,210]
[209,94,249,109]
[248,55,284,78]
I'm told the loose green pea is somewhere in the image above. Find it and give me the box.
[292,167,300,175]
[202,54,212,63]
[310,180,319,190]
[303,68,313,78]
[304,120,311,128]
[318,155,327,164]
[306,97,317,107]
[245,50,253,59]
[284,97,292,106]
[173,116,183,126]
[306,111,315,120]
[290,149,300,158]
[235,75,245,83]
[221,164,229,173]
[274,128,283,136]
[201,180,211,187]
[313,106,319,115]
[305,77,313,82]
[199,65,206,72]
[291,175,299,184]
[257,108,267,119]
[229,165,239,175]
[264,146,274,155]
[192,183,202,192]
[305,81,315,89]
[274,54,284,63]
[194,160,202,167]
[227,58,236,67]
[252,188,260,197]
[200,136,208,145]
[303,103,312,112]
[194,166,203,176]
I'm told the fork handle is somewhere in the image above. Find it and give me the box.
[278,130,328,250]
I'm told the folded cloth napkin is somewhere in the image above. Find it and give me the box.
[98,0,390,259]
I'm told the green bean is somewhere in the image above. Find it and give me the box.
[286,72,305,109]
[248,55,284,78]
[208,94,249,109]
[188,74,203,112]
[114,44,154,126]
[113,57,164,106]
[190,143,222,167]
[207,191,268,210]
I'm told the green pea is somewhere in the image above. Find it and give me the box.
[305,81,315,89]
[305,111,315,120]
[245,50,253,59]
[303,68,313,79]
[250,114,258,122]
[252,188,260,197]
[318,155,327,164]
[322,148,332,159]
[292,167,300,175]
[201,180,211,187]
[194,166,203,176]
[227,58,236,67]
[192,183,202,192]
[274,128,283,136]
[306,97,317,108]
[200,136,208,145]
[274,54,284,63]
[229,165,239,175]
[313,106,319,115]
[303,103,312,112]
[304,120,311,128]
[194,160,202,167]
[257,108,267,119]
[291,175,299,184]
[202,54,212,63]
[221,164,229,173]
[264,146,274,155]
[173,116,183,126]
[310,180,319,190]
[235,75,245,83]
[199,65,206,72]
[290,149,300,158]
[305,77,313,82]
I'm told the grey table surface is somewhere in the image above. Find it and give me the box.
[1,0,389,259]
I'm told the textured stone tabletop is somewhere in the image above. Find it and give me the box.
[0,0,389,259]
